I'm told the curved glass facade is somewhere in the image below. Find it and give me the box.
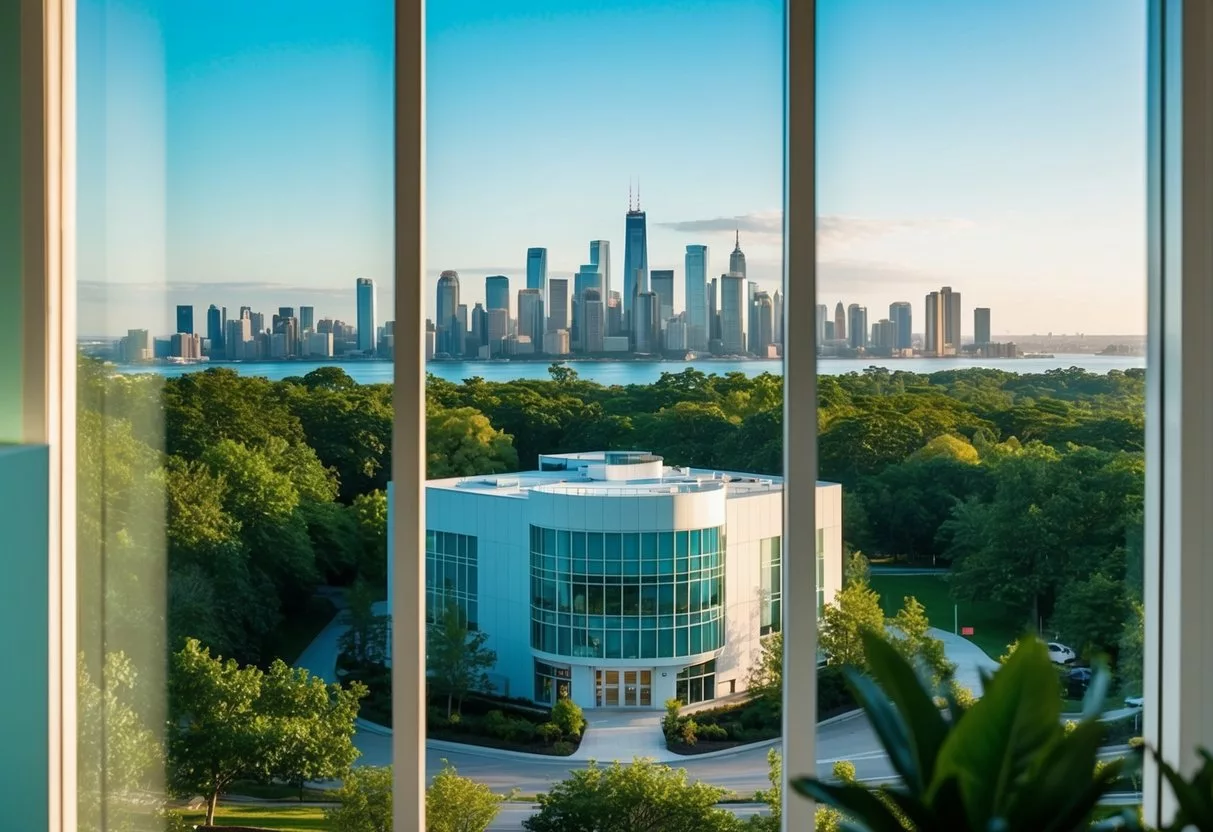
[529,524,725,659]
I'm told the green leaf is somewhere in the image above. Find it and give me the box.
[789,778,908,832]
[1080,659,1111,722]
[845,668,919,792]
[1009,720,1116,832]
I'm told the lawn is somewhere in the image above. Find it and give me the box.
[868,573,1021,660]
[179,805,331,830]
[260,596,338,666]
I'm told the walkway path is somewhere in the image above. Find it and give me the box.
[930,626,1000,695]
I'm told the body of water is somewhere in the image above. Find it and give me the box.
[112,354,1146,385]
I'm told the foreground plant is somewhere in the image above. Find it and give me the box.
[1156,748,1213,831]
[791,631,1138,832]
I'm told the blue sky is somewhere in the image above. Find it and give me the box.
[78,0,1146,337]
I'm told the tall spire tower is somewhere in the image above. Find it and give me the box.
[622,178,649,336]
[729,229,747,278]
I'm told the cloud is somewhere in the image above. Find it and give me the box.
[656,211,783,236]
[657,212,975,248]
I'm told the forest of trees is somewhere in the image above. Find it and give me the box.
[78,360,1145,675]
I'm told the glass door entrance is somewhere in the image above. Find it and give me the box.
[595,669,653,707]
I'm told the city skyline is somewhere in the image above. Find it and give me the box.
[79,0,1146,337]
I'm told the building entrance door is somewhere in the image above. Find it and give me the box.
[595,669,652,707]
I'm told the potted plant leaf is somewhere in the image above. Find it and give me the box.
[791,630,1140,831]
[1155,748,1213,831]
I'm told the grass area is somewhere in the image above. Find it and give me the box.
[225,781,336,802]
[868,573,1021,660]
[179,805,330,830]
[260,595,337,666]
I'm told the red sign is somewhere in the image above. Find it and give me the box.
[961,626,975,636]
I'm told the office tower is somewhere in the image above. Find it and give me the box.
[815,304,828,347]
[206,304,225,355]
[974,307,991,345]
[720,273,745,354]
[889,301,913,350]
[123,329,151,362]
[589,240,611,308]
[573,264,603,349]
[941,286,961,349]
[633,291,659,354]
[436,270,461,357]
[272,315,298,358]
[546,329,570,355]
[356,277,377,353]
[623,190,648,327]
[176,305,193,334]
[249,312,265,335]
[170,332,201,359]
[747,281,758,353]
[665,316,689,351]
[872,318,896,349]
[471,302,487,351]
[773,290,784,345]
[583,288,605,353]
[239,305,252,319]
[607,291,622,338]
[924,291,944,355]
[730,230,747,278]
[487,308,508,356]
[225,316,253,360]
[278,306,295,322]
[685,245,710,351]
[650,270,674,326]
[847,304,868,349]
[823,319,835,341]
[486,274,510,315]
[548,277,569,332]
[834,301,846,341]
[518,289,545,354]
[754,291,773,354]
[526,247,548,300]
[457,304,468,349]
[300,306,315,333]
[708,277,720,342]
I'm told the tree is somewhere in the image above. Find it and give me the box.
[551,698,585,738]
[887,596,955,686]
[523,759,743,832]
[1118,601,1145,695]
[819,554,886,669]
[427,601,497,717]
[167,639,364,825]
[427,761,508,832]
[426,405,519,478]
[341,580,391,668]
[327,765,392,832]
[747,632,782,705]
[351,489,389,588]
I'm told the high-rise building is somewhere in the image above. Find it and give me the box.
[356,277,377,353]
[708,277,720,342]
[974,307,991,345]
[206,304,225,355]
[305,331,334,358]
[754,291,773,354]
[650,270,674,329]
[747,281,759,354]
[122,329,151,362]
[278,306,295,323]
[548,278,569,333]
[249,311,265,335]
[545,329,570,356]
[720,273,745,354]
[815,304,828,346]
[633,291,659,354]
[436,270,461,357]
[518,289,545,353]
[583,288,605,353]
[889,302,913,350]
[486,308,508,356]
[941,286,961,350]
[823,320,835,340]
[924,291,944,355]
[300,306,315,333]
[573,265,603,350]
[225,316,253,360]
[607,291,623,338]
[526,247,548,301]
[623,193,648,327]
[730,230,747,278]
[170,332,202,359]
[773,290,784,345]
[471,302,487,351]
[176,305,194,335]
[872,318,896,350]
[589,240,611,304]
[847,304,868,349]
[834,301,846,342]
[685,245,710,351]
[486,275,510,317]
[665,316,689,351]
[457,304,469,354]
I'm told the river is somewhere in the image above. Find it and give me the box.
[112,354,1145,385]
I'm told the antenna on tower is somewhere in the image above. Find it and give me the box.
[628,180,633,212]
[637,177,641,210]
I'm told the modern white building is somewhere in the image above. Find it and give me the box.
[390,451,843,711]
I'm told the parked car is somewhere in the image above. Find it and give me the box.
[1064,666,1093,699]
[1125,696,1144,709]
[1048,642,1077,665]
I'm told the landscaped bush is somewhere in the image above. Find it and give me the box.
[539,722,563,744]
[551,698,586,738]
[698,723,728,741]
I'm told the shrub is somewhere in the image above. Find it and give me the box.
[680,718,699,746]
[699,723,728,741]
[327,765,392,832]
[539,722,563,744]
[723,721,744,739]
[427,705,449,729]
[448,712,461,726]
[552,740,575,756]
[552,698,586,738]
[427,762,506,832]
[663,698,683,738]
[508,717,537,743]
[483,710,510,739]
[831,760,856,783]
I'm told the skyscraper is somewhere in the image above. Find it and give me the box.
[872,319,896,349]
[486,275,510,316]
[356,277,377,353]
[526,247,548,300]
[279,306,295,322]
[300,306,315,333]
[847,304,868,349]
[633,292,659,354]
[834,301,846,342]
[607,291,623,338]
[708,277,720,342]
[974,307,991,345]
[176,305,194,335]
[583,288,605,353]
[730,230,747,278]
[471,302,487,350]
[815,304,828,347]
[518,288,545,353]
[889,301,913,350]
[589,240,611,304]
[548,277,569,332]
[650,270,674,327]
[720,273,745,354]
[207,304,225,355]
[941,286,962,350]
[486,308,508,356]
[623,191,648,327]
[572,265,603,350]
[685,245,710,351]
[772,290,783,345]
[924,291,944,355]
[436,271,461,357]
[747,281,759,354]
[456,304,469,356]
[754,291,773,354]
